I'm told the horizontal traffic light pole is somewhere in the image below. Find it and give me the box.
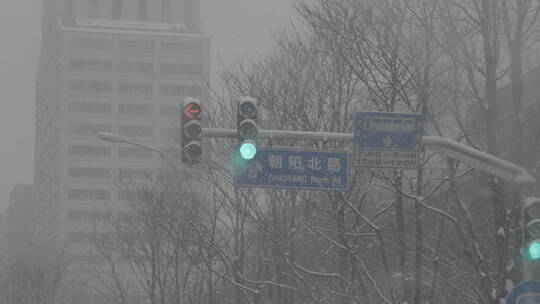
[202,128,534,185]
[202,128,352,141]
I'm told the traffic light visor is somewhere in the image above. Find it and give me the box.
[183,141,202,164]
[238,119,258,139]
[239,141,257,160]
[184,120,202,139]
[239,101,257,118]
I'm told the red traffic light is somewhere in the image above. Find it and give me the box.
[184,103,201,119]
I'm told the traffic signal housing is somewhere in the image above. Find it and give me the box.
[180,97,202,164]
[237,97,258,161]
[522,196,540,280]
[525,197,540,257]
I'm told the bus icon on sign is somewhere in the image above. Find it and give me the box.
[517,294,540,304]
[353,112,424,151]
[364,117,418,133]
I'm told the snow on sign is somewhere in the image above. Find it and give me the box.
[353,112,424,169]
[234,147,349,191]
[506,281,540,304]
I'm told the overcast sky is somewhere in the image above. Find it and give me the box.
[0,0,292,209]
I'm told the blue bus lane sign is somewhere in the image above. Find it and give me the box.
[234,147,349,191]
[353,112,424,169]
[506,281,540,304]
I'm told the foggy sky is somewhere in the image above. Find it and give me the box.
[0,0,291,209]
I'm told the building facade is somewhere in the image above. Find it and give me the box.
[35,0,209,302]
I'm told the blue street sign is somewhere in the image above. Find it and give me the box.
[353,112,424,169]
[354,112,424,150]
[235,147,349,191]
[507,281,540,304]
[518,295,540,304]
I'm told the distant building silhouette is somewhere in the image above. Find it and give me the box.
[35,1,209,302]
[495,66,540,167]
[0,184,36,261]
[0,185,36,304]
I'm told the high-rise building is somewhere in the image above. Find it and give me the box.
[35,0,210,302]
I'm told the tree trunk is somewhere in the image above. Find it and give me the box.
[395,173,410,302]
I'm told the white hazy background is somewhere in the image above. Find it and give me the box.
[0,0,291,209]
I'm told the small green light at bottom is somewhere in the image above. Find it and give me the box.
[529,242,540,260]
[240,142,257,160]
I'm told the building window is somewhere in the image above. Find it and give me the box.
[160,85,201,97]
[137,0,147,21]
[160,127,175,138]
[118,104,152,116]
[67,253,105,262]
[161,0,171,22]
[68,145,111,157]
[89,0,99,18]
[118,61,153,73]
[117,169,153,180]
[160,63,201,75]
[160,42,200,55]
[69,38,113,51]
[68,188,110,200]
[68,102,111,114]
[118,147,152,158]
[118,189,138,201]
[69,80,112,93]
[160,85,182,96]
[118,125,153,137]
[68,167,110,178]
[118,83,153,96]
[67,232,90,243]
[160,105,181,116]
[118,40,154,53]
[69,59,112,72]
[117,211,137,222]
[66,232,106,243]
[112,0,122,19]
[69,123,111,136]
[67,210,108,221]
[185,0,195,25]
[66,0,75,21]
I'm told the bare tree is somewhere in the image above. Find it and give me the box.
[0,238,67,304]
[80,1,540,304]
[203,0,540,303]
[88,168,209,304]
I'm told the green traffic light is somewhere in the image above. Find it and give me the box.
[529,242,540,260]
[239,142,257,160]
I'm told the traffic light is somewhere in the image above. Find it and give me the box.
[180,97,202,164]
[525,197,540,259]
[237,96,258,160]
[522,196,540,280]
